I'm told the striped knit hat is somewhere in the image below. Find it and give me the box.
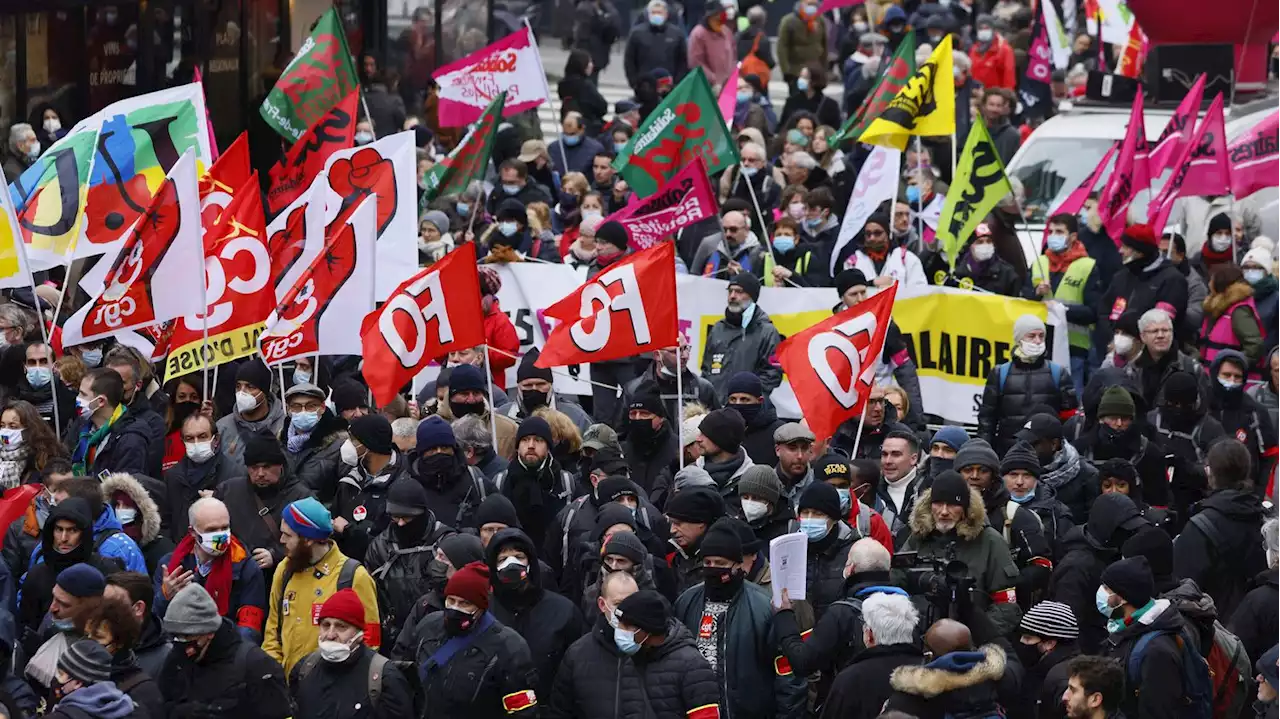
[283,497,332,541]
[1019,601,1078,641]
[58,639,113,684]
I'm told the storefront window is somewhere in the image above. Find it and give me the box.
[85,4,141,112]
[246,0,285,99]
[0,17,15,132]
[205,0,242,149]
[387,0,488,109]
[26,11,87,126]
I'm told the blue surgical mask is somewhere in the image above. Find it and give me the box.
[804,216,822,229]
[1244,269,1267,285]
[1046,233,1069,253]
[80,349,103,368]
[614,626,643,654]
[456,202,470,217]
[1009,492,1033,504]
[292,369,312,385]
[498,221,519,238]
[772,235,795,253]
[1095,586,1116,619]
[1218,377,1243,391]
[796,77,810,92]
[1078,209,1090,226]
[742,165,758,178]
[25,366,51,388]
[564,134,582,147]
[836,487,851,512]
[614,142,628,154]
[800,517,830,541]
[502,183,521,196]
[737,91,752,103]
[354,131,375,145]
[905,186,921,204]
[291,410,320,431]
[649,12,665,25]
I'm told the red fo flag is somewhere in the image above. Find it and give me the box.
[267,90,357,215]
[777,283,898,442]
[360,243,486,406]
[537,242,678,367]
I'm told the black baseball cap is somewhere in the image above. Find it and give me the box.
[1015,413,1063,443]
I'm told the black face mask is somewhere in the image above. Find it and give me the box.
[496,560,531,589]
[1163,404,1199,426]
[392,515,429,546]
[521,389,549,413]
[443,608,477,636]
[702,566,745,602]
[415,454,456,487]
[732,403,761,425]
[628,417,661,445]
[450,400,486,418]
[1099,424,1134,447]
[426,560,449,590]
[929,456,954,480]
[1014,641,1043,668]
[1035,449,1057,467]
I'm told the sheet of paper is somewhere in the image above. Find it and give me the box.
[769,532,808,606]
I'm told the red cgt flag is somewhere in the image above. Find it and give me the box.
[360,243,486,406]
[777,283,898,441]
[266,90,358,215]
[537,242,678,367]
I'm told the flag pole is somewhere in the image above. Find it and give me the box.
[914,136,925,244]
[846,397,872,460]
[742,172,794,284]
[524,18,569,176]
[674,257,685,470]
[483,344,501,448]
[278,364,287,410]
[200,271,210,400]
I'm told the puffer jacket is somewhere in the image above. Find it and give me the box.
[899,487,1023,637]
[1100,598,1193,719]
[884,645,1009,719]
[409,609,541,719]
[547,617,720,719]
[364,508,454,650]
[701,308,783,399]
[281,409,348,504]
[977,354,1078,455]
[806,521,859,620]
[737,401,787,468]
[1172,488,1269,622]
[101,471,173,576]
[164,452,245,542]
[333,452,411,562]
[673,581,807,719]
[3,490,51,581]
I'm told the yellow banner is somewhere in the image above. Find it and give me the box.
[894,291,1049,386]
[163,322,266,382]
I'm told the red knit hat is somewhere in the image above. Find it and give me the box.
[445,561,491,612]
[317,588,365,629]
[1121,223,1158,251]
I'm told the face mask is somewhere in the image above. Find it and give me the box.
[521,389,550,412]
[1014,640,1042,668]
[1210,233,1232,252]
[736,90,752,104]
[614,626,643,654]
[977,28,994,42]
[581,209,603,223]
[236,391,260,413]
[614,142,628,154]
[930,456,954,480]
[51,618,75,633]
[905,185,921,204]
[444,607,477,636]
[502,184,521,196]
[81,349,103,368]
[24,145,39,162]
[802,4,818,15]
[340,439,362,466]
[796,78,810,92]
[354,131,375,145]
[416,453,455,485]
[456,201,470,217]
[648,12,665,25]
[564,134,582,147]
[1009,492,1034,505]
[449,400,485,418]
[772,235,795,253]
[25,366,51,388]
[1113,335,1135,356]
[702,565,744,601]
[1218,377,1243,391]
[116,507,138,524]
[43,118,61,134]
[1020,340,1045,359]
[741,165,758,178]
[1046,233,1069,253]
[1095,586,1117,619]
[971,243,995,261]
[292,369,312,385]
[741,498,769,522]
[291,410,320,431]
[197,529,231,556]
[496,556,530,586]
[1244,269,1267,285]
[318,637,359,663]
[732,403,761,424]
[627,417,660,445]
[788,202,806,220]
[804,216,822,230]
[853,21,868,33]
[0,428,21,449]
[800,517,830,541]
[836,487,852,512]
[75,396,96,418]
[498,221,519,237]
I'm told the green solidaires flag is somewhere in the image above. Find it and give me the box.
[612,69,738,197]
[420,93,507,213]
[937,115,1013,271]
[832,31,917,146]
[260,7,359,143]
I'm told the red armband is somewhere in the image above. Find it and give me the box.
[502,690,537,713]
[990,588,1018,604]
[688,704,721,719]
[236,605,266,632]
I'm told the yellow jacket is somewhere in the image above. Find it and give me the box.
[261,542,381,675]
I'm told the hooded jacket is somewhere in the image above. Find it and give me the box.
[215,463,314,571]
[164,451,246,542]
[702,307,783,398]
[333,451,412,562]
[1172,488,1269,622]
[101,472,172,575]
[47,682,141,719]
[159,617,291,719]
[84,504,149,575]
[280,409,349,505]
[364,504,454,650]
[900,487,1023,637]
[487,527,587,702]
[18,498,123,641]
[884,644,1009,719]
[216,398,287,465]
[673,580,807,719]
[547,617,720,719]
[1100,599,1193,719]
[1207,350,1278,486]
[1048,505,1141,654]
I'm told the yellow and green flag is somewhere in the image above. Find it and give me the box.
[861,35,955,150]
[936,115,1013,271]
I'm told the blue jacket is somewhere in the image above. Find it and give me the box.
[28,506,148,575]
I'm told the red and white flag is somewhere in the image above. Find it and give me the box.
[267,176,329,300]
[63,150,205,345]
[199,132,251,233]
[1098,91,1151,241]
[1148,93,1230,234]
[432,26,549,127]
[776,283,897,442]
[537,242,678,367]
[258,199,377,365]
[603,159,718,251]
[267,90,357,216]
[1227,111,1279,200]
[361,243,486,406]
[1147,75,1205,177]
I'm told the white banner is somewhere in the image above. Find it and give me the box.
[833,146,901,275]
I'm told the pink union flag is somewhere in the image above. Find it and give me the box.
[1098,91,1151,240]
[1147,93,1231,234]
[1042,142,1117,246]
[432,26,549,127]
[1147,75,1205,177]
[718,65,739,130]
[1228,111,1279,199]
[603,158,719,251]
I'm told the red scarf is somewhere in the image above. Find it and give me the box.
[1047,239,1089,274]
[167,533,247,616]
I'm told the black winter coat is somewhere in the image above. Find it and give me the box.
[110,652,165,719]
[1048,526,1116,654]
[281,410,348,504]
[953,254,1022,297]
[159,618,291,719]
[1013,643,1079,719]
[1097,258,1189,343]
[883,644,1009,719]
[673,581,807,719]
[127,394,168,477]
[547,617,720,719]
[1100,601,1193,719]
[409,610,540,719]
[623,24,688,88]
[1227,568,1278,667]
[819,643,924,719]
[557,73,610,136]
[288,645,415,719]
[333,453,412,562]
[806,521,858,620]
[1172,489,1269,622]
[737,402,786,468]
[364,510,454,650]
[66,411,153,478]
[977,354,1078,456]
[164,453,245,542]
[622,426,680,502]
[618,366,719,431]
[215,468,314,571]
[416,456,498,531]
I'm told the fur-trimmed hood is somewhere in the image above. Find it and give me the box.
[889,643,1007,698]
[909,486,988,541]
[100,472,162,544]
[1202,279,1254,322]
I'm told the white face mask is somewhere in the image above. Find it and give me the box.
[340,439,362,467]
[197,529,231,556]
[235,390,260,413]
[971,243,995,261]
[1020,340,1046,359]
[0,428,23,449]
[1113,335,1135,357]
[116,507,138,524]
[741,498,769,522]
[318,633,362,663]
[186,440,216,464]
[1210,233,1232,252]
[977,28,994,42]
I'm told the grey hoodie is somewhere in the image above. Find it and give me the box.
[51,683,137,719]
[216,398,287,463]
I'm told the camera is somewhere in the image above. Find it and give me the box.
[892,544,976,622]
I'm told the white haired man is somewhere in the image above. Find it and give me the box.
[820,591,923,718]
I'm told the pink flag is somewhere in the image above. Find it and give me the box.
[718,65,740,130]
[1042,142,1118,246]
[1148,75,1205,176]
[1098,91,1151,240]
[1147,94,1231,234]
[603,158,719,251]
[819,0,864,14]
[193,67,220,162]
[432,27,550,127]
[1228,111,1279,199]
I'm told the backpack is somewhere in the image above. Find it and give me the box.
[453,467,490,527]
[1165,580,1254,719]
[275,557,360,646]
[295,649,388,707]
[1126,627,1214,719]
[996,360,1062,393]
[740,32,770,85]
